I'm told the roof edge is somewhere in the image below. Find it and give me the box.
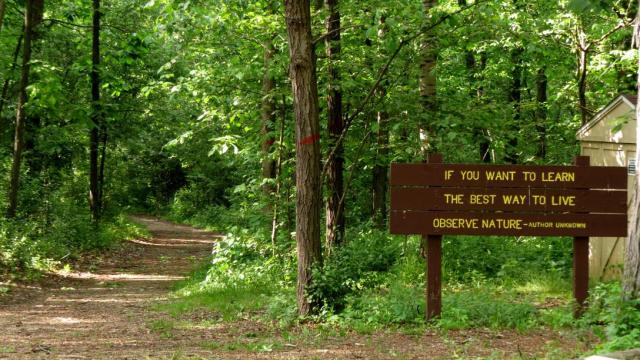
[576,95,635,140]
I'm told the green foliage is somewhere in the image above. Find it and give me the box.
[160,229,294,321]
[308,227,402,311]
[439,290,538,330]
[0,212,146,277]
[580,282,640,352]
[339,283,424,327]
[443,235,572,284]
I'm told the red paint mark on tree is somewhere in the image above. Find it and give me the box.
[299,133,320,145]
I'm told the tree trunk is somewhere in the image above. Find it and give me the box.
[270,97,287,253]
[372,16,389,228]
[577,47,590,125]
[0,0,6,33]
[285,0,323,316]
[623,7,640,299]
[89,0,102,223]
[261,38,277,200]
[465,48,491,163]
[325,0,345,250]
[0,31,23,123]
[98,129,107,209]
[535,68,547,160]
[419,0,438,155]
[372,107,389,228]
[505,47,523,164]
[6,0,35,218]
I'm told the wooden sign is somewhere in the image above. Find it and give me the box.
[391,212,626,237]
[391,163,627,189]
[389,154,628,321]
[390,162,627,237]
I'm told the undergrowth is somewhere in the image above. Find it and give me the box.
[162,204,640,355]
[0,213,147,279]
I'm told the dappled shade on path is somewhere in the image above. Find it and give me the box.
[0,217,586,359]
[0,216,218,358]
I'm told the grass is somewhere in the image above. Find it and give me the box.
[0,345,15,353]
[144,216,633,358]
[199,339,284,352]
[149,275,587,358]
[158,285,272,321]
[148,319,175,339]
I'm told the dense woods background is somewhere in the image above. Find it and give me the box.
[2,0,640,353]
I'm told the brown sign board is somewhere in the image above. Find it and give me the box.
[391,163,627,189]
[390,211,627,237]
[390,162,627,237]
[389,156,624,321]
[391,187,626,213]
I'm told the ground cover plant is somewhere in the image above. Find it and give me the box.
[160,203,640,357]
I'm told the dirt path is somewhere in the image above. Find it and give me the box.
[0,216,219,359]
[0,217,587,359]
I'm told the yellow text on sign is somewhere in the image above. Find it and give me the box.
[442,194,577,207]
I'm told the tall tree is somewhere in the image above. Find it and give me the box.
[6,0,39,218]
[0,32,23,122]
[624,1,640,299]
[419,0,438,154]
[260,37,277,201]
[0,0,6,33]
[284,0,323,316]
[372,16,389,228]
[325,0,345,250]
[535,68,548,159]
[505,46,523,164]
[568,5,630,125]
[89,0,103,222]
[372,101,389,228]
[464,49,491,162]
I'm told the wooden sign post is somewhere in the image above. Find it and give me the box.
[390,154,627,320]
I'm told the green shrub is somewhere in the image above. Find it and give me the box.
[0,212,146,277]
[307,227,402,312]
[340,283,424,326]
[443,235,572,283]
[439,290,538,330]
[581,282,640,352]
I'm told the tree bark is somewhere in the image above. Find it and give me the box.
[0,0,6,33]
[98,129,107,208]
[89,0,102,223]
[505,47,523,164]
[285,0,323,316]
[372,16,389,228]
[324,0,345,250]
[261,38,277,200]
[0,31,23,124]
[535,68,547,160]
[623,5,640,299]
[577,47,590,125]
[270,97,287,253]
[465,47,491,163]
[419,0,438,155]
[372,107,389,228]
[6,0,35,218]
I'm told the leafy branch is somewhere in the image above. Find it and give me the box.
[321,0,487,179]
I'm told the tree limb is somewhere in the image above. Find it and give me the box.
[321,0,486,178]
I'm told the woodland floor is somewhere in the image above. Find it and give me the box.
[0,216,590,359]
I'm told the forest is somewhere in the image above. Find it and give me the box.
[1,0,640,358]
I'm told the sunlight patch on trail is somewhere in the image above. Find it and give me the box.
[34,316,105,325]
[48,297,152,304]
[55,271,185,282]
[129,238,214,247]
